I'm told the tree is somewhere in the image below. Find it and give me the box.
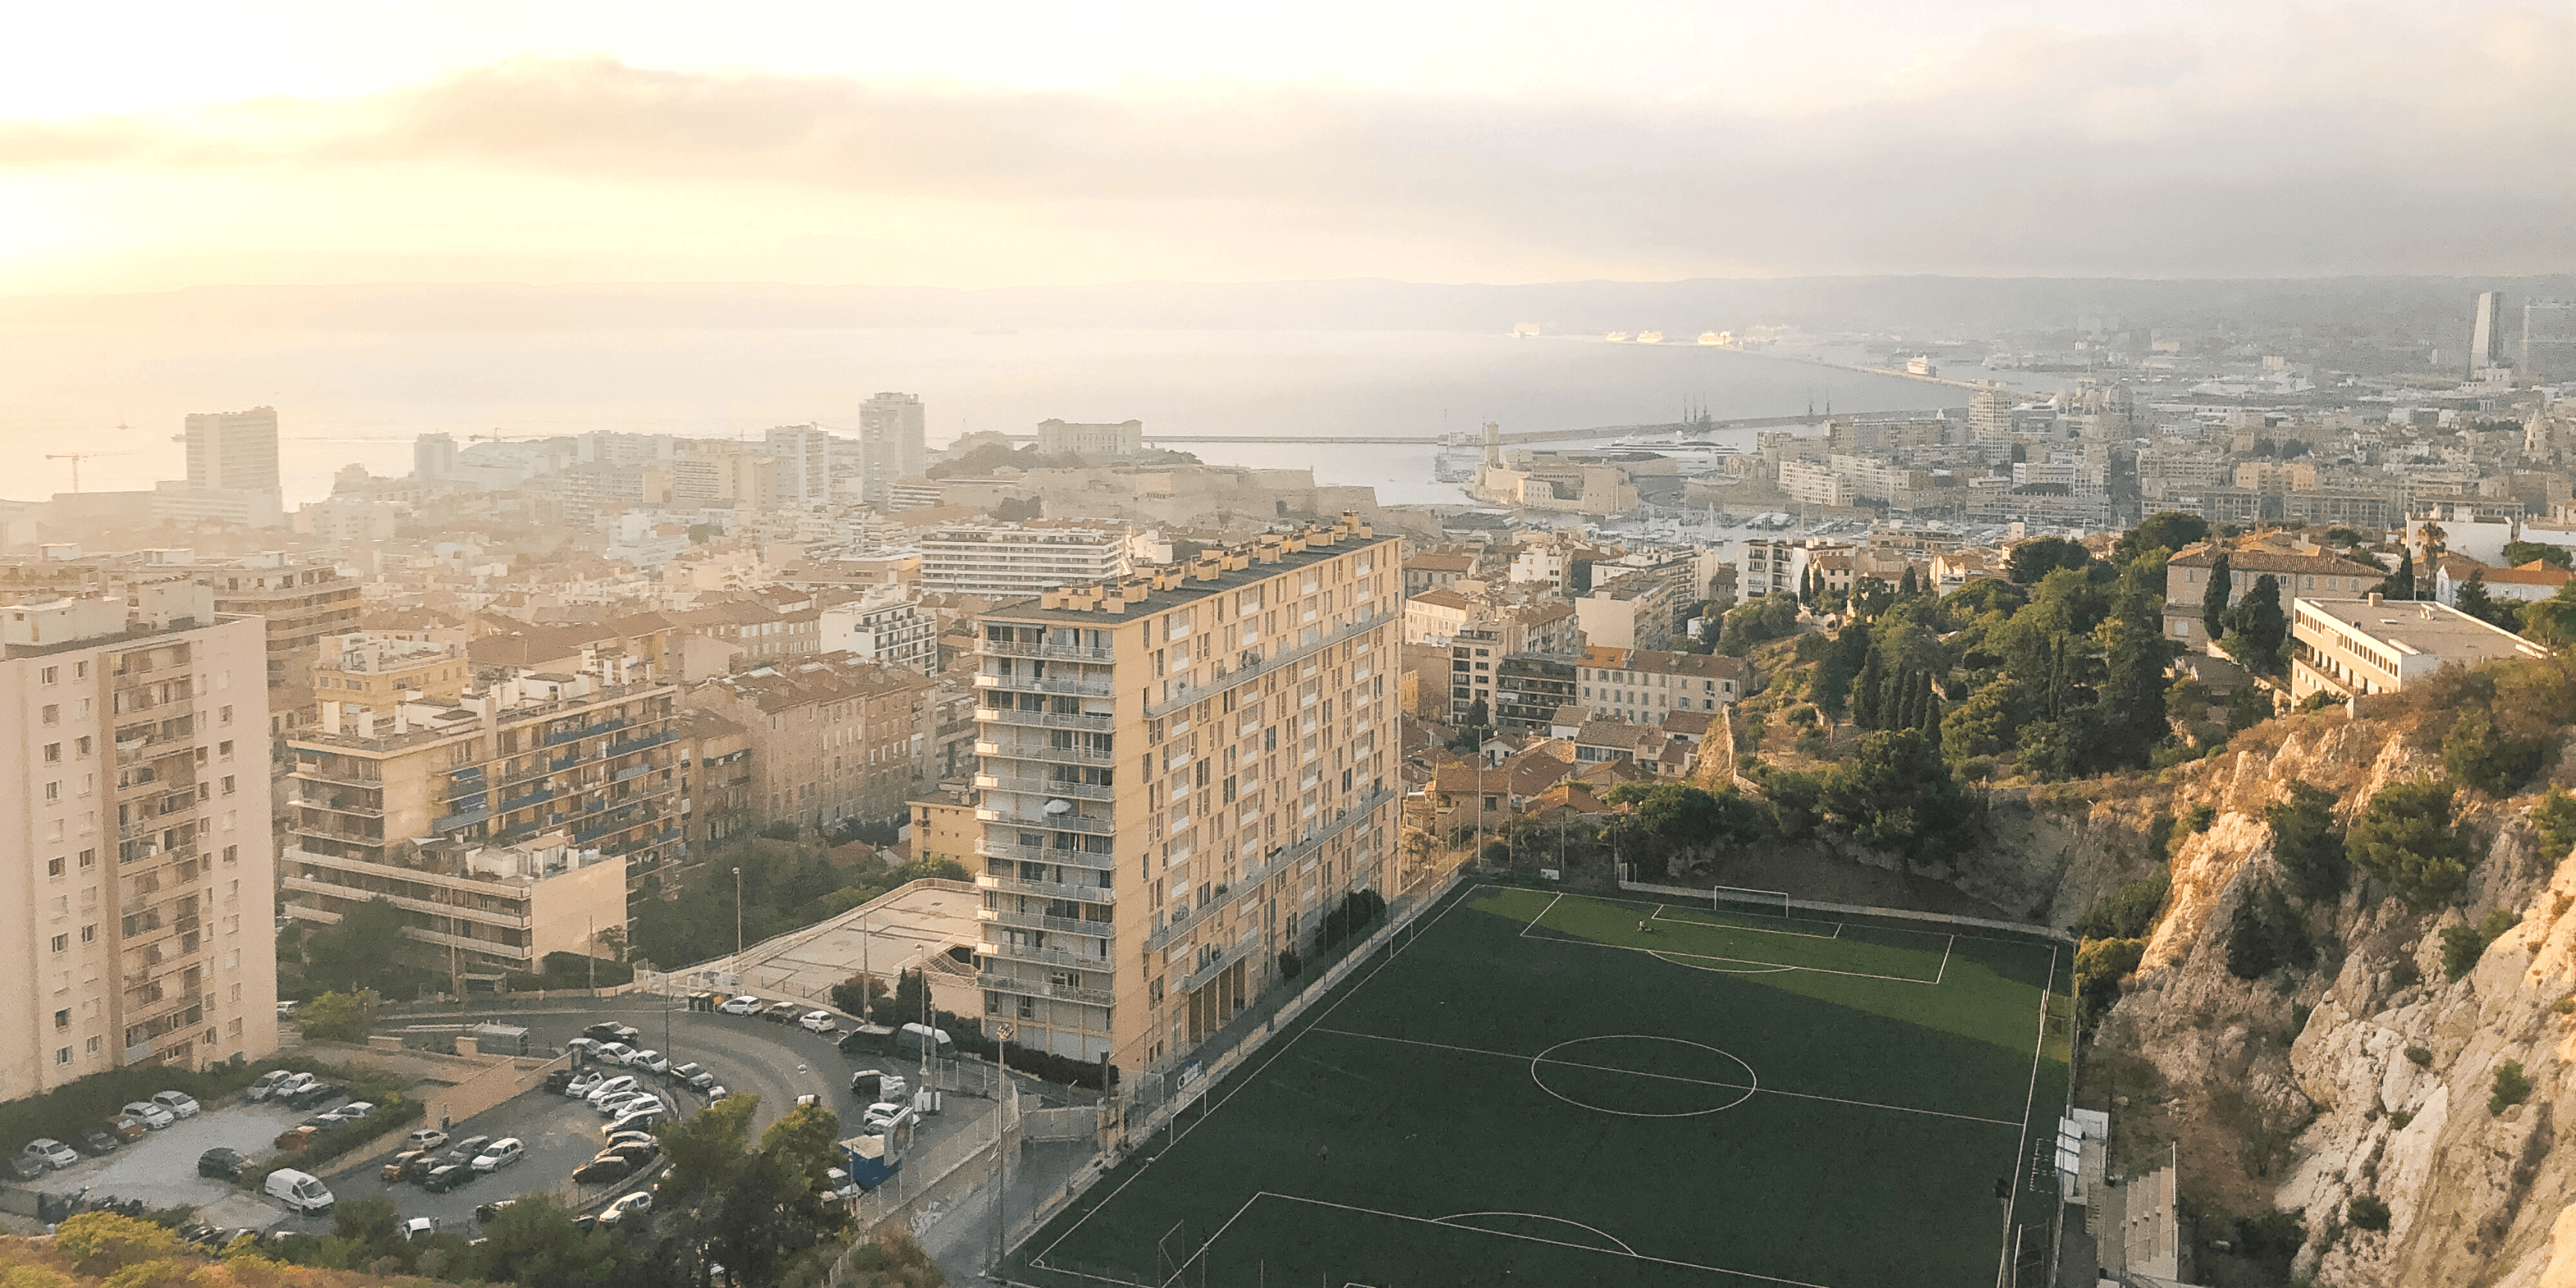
[2376,548,2416,602]
[757,1102,844,1187]
[471,1196,614,1288]
[1464,698,1489,730]
[55,1214,180,1275]
[657,1092,760,1202]
[2453,569,2516,628]
[2443,704,2548,796]
[757,821,801,842]
[2201,552,2233,637]
[2348,780,2468,909]
[2265,783,2346,903]
[296,990,375,1043]
[2223,574,2288,672]
[1852,643,1889,729]
[301,896,410,995]
[1822,730,1970,859]
[2094,611,2173,769]
[2115,512,2212,564]
[2007,537,2089,584]
[1811,624,1872,719]
[1940,678,2023,763]
[2226,882,2307,979]
[2534,787,2576,856]
[2504,540,2574,569]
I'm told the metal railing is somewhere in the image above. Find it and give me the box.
[1145,786,1390,952]
[978,971,1114,1008]
[976,774,1115,802]
[978,808,1114,836]
[975,839,1118,870]
[976,873,1118,904]
[976,673,1116,698]
[1179,938,1257,993]
[980,940,1114,971]
[981,639,1116,663]
[978,906,1116,937]
[1143,607,1391,718]
[977,740,1117,765]
[979,708,1115,733]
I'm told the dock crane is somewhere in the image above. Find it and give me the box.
[45,450,133,493]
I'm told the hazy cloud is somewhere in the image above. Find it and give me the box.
[3,5,2572,280]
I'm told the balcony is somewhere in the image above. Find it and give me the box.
[607,729,676,758]
[1143,607,1392,719]
[982,638,1116,663]
[546,717,627,747]
[977,971,1114,1008]
[1180,938,1258,993]
[1147,785,1391,952]
[976,872,1117,904]
[978,808,1114,836]
[975,673,1116,698]
[496,787,555,814]
[432,807,492,833]
[294,789,384,818]
[293,763,383,790]
[979,740,1117,766]
[974,839,1118,870]
[979,939,1111,972]
[979,906,1115,938]
[976,774,1114,802]
[979,707,1115,733]
[282,874,534,928]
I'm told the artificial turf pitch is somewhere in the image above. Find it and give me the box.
[1018,883,2072,1287]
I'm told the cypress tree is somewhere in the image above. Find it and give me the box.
[2201,552,2232,639]
[1854,644,1887,729]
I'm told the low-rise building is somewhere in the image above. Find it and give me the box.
[2432,555,2575,607]
[311,632,471,722]
[2164,542,2386,645]
[820,584,939,675]
[281,831,626,988]
[683,654,933,833]
[2288,594,2548,702]
[907,785,978,867]
[1573,647,1744,723]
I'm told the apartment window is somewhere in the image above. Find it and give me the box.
[41,704,58,725]
[43,742,61,764]
[221,776,236,796]
[75,736,90,757]
[54,1049,69,1067]
[218,705,233,725]
[43,782,59,801]
[222,845,236,863]
[49,934,65,953]
[85,1037,101,1055]
[78,850,93,869]
[46,856,63,877]
[40,666,57,684]
[218,740,233,759]
[74,662,86,678]
[53,1010,68,1029]
[80,925,94,943]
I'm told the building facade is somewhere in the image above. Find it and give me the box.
[857,393,927,511]
[282,832,627,988]
[820,585,939,675]
[183,407,282,494]
[0,587,276,1093]
[2163,543,2386,645]
[2288,595,2548,702]
[684,655,933,833]
[919,523,1135,597]
[1034,419,1146,457]
[971,519,1399,1068]
[1573,646,1744,724]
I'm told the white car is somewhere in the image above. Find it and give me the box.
[862,1101,904,1123]
[585,1075,640,1106]
[120,1102,174,1130]
[717,996,763,1015]
[566,1071,609,1098]
[859,1106,915,1136]
[470,1138,525,1172]
[23,1139,75,1169]
[797,1011,838,1035]
[337,1101,377,1121]
[594,1043,636,1065]
[405,1128,449,1152]
[247,1070,299,1101]
[624,1049,670,1074]
[151,1090,201,1120]
[596,1091,660,1119]
[607,1106,668,1137]
[600,1192,653,1226]
[823,1167,862,1199]
[564,1038,602,1059]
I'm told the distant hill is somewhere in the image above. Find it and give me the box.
[6,274,2572,341]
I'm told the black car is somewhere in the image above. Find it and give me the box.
[284,1082,346,1110]
[570,1158,636,1186]
[423,1164,473,1193]
[542,1068,579,1094]
[438,1135,494,1169]
[474,1199,517,1224]
[584,1022,641,1045]
[74,1127,119,1157]
[198,1148,245,1180]
[599,1141,659,1167]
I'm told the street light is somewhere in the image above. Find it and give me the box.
[733,866,744,974]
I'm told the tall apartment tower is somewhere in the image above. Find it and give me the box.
[183,408,282,494]
[857,394,927,510]
[0,586,276,1095]
[971,517,1400,1072]
[1969,382,2013,443]
[765,424,838,507]
[2472,291,2509,372]
[2525,300,2576,382]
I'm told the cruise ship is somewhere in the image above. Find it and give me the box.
[1637,331,1665,344]
[1606,331,1631,342]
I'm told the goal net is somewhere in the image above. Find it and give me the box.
[1708,886,1793,920]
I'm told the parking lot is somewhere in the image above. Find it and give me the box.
[356,996,1009,1229]
[25,1097,332,1231]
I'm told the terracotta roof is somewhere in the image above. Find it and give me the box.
[1406,553,1477,573]
[2168,544,2380,578]
[1408,589,1473,611]
[1576,646,1745,679]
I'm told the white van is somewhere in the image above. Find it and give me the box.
[897,1023,954,1059]
[265,1168,335,1214]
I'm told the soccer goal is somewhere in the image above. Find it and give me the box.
[1708,886,1794,920]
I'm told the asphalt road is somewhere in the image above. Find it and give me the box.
[362,995,1003,1228]
[25,1098,323,1226]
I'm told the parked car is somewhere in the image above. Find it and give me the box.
[22,1139,75,1169]
[564,1038,602,1061]
[717,995,763,1015]
[106,1116,148,1143]
[600,1192,653,1226]
[585,1075,641,1107]
[248,1070,301,1101]
[338,1101,378,1121]
[670,1063,716,1090]
[382,1151,429,1183]
[822,1168,862,1200]
[120,1102,175,1129]
[593,1090,654,1118]
[625,1049,670,1074]
[706,1085,731,1102]
[604,1129,656,1147]
[594,1043,636,1066]
[0,1156,40,1184]
[437,1136,493,1170]
[470,1138,524,1172]
[474,1199,517,1224]
[542,1069,579,1094]
[405,1128,449,1152]
[584,1022,642,1046]
[265,1168,335,1215]
[272,1127,319,1152]
[606,1106,668,1137]
[151,1090,201,1119]
[400,1218,438,1240]
[283,1083,345,1111]
[797,1010,838,1035]
[760,1002,802,1024]
[422,1164,472,1193]
[274,1000,300,1019]
[599,1140,659,1167]
[859,1106,916,1136]
[73,1127,120,1157]
[570,1157,635,1186]
[566,1070,609,1098]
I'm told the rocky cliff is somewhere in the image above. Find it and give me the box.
[2033,701,2576,1285]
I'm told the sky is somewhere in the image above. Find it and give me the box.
[0,0,2569,292]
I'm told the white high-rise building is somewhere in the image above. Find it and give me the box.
[0,584,276,1094]
[921,523,1138,597]
[184,408,281,494]
[765,423,839,507]
[858,393,927,511]
[2472,291,2509,372]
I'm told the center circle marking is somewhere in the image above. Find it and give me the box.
[1527,1035,1757,1117]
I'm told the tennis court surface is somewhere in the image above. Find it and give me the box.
[1015,883,2072,1287]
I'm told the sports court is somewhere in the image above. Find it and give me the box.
[1016,883,2071,1287]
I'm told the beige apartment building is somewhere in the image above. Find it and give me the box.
[284,660,682,924]
[311,632,471,720]
[972,517,1399,1072]
[0,587,276,1096]
[282,830,626,988]
[2288,595,2548,702]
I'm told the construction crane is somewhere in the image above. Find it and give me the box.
[45,451,132,493]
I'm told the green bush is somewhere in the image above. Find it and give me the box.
[2265,783,2347,903]
[2490,1060,2533,1114]
[936,1013,1114,1090]
[2390,958,2422,988]
[2349,780,2469,909]
[2444,705,2549,796]
[2440,926,2488,981]
[2346,1194,2391,1231]
[2074,865,2170,941]
[2226,883,2310,980]
[2388,1109,2414,1129]
[2233,1209,2305,1280]
[2405,1045,2432,1067]
[0,1058,274,1158]
[2185,804,2217,833]
[2534,787,2576,856]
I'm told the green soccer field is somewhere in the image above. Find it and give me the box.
[1017,883,2072,1288]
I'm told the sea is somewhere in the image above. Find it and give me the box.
[0,326,1986,511]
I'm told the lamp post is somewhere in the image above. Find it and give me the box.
[732,866,744,976]
[994,1019,1016,1276]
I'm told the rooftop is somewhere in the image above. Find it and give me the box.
[2291,596,2547,666]
[981,518,1395,626]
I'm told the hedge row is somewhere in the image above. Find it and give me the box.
[239,1093,425,1190]
[0,1059,281,1155]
